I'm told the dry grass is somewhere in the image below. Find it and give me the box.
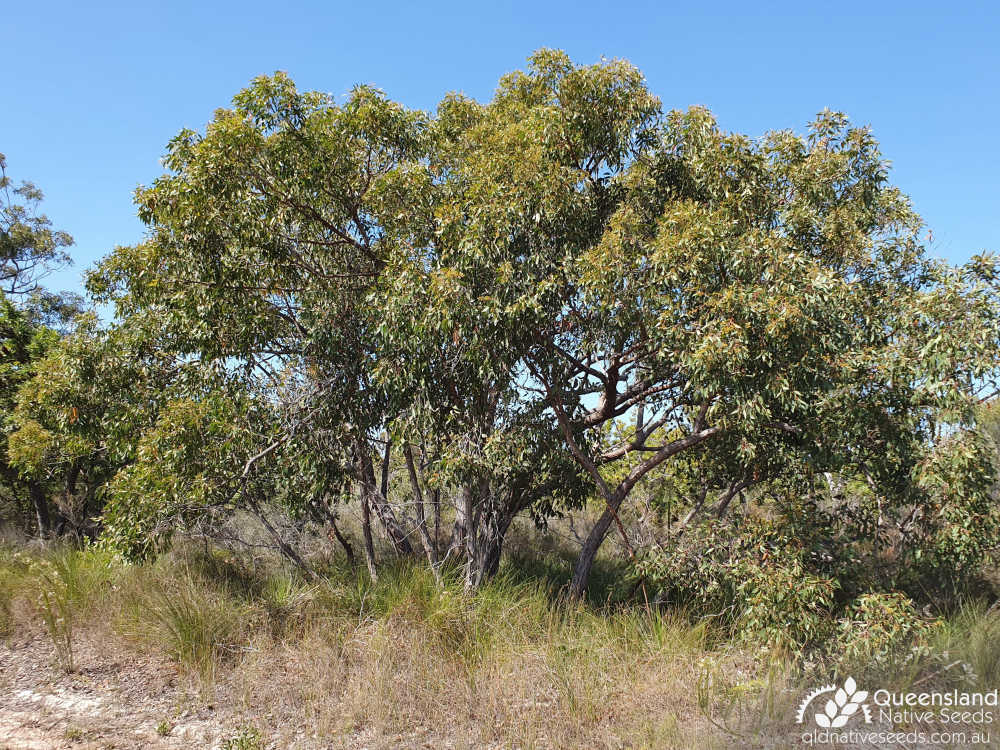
[223,573,738,748]
[3,542,999,749]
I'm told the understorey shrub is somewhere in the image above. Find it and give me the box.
[632,506,970,662]
[902,430,1000,593]
[631,413,1000,658]
[834,592,941,673]
[632,518,838,650]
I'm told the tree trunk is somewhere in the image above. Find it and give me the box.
[448,485,470,558]
[357,448,413,556]
[461,488,524,589]
[432,486,441,552]
[328,515,356,567]
[462,484,478,589]
[29,481,50,539]
[246,497,315,578]
[403,444,438,573]
[568,500,618,598]
[360,490,378,582]
[475,502,518,582]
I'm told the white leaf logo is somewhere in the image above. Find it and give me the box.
[799,676,871,728]
[825,699,838,719]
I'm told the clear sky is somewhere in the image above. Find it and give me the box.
[3,1,998,297]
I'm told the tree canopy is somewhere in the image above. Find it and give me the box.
[6,50,1000,601]
[1,153,73,303]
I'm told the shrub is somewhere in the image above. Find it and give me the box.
[834,592,940,671]
[220,725,262,750]
[632,518,837,650]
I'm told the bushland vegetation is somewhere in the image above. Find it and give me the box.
[3,49,1000,748]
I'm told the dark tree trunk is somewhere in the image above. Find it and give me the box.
[462,487,525,589]
[432,487,441,551]
[328,514,356,567]
[360,489,378,581]
[246,497,315,577]
[29,481,50,539]
[357,447,413,556]
[476,503,519,581]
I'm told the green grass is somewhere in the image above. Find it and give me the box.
[138,576,246,677]
[929,601,1000,689]
[0,547,24,637]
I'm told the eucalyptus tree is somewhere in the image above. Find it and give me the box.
[89,66,592,584]
[88,75,431,561]
[0,155,78,534]
[86,51,1000,595]
[7,314,196,540]
[420,53,1000,596]
[369,55,634,585]
[526,114,1000,596]
[0,295,61,533]
[0,154,73,301]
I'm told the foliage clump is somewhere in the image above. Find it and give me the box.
[633,518,839,650]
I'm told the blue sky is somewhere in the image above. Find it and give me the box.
[3,1,998,297]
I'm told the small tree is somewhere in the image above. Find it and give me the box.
[1,296,61,534]
[0,156,78,536]
[8,316,184,538]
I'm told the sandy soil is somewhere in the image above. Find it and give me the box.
[0,633,226,750]
[0,631,471,750]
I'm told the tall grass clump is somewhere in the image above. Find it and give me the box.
[921,602,1000,690]
[118,562,249,682]
[36,558,75,672]
[949,603,1000,687]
